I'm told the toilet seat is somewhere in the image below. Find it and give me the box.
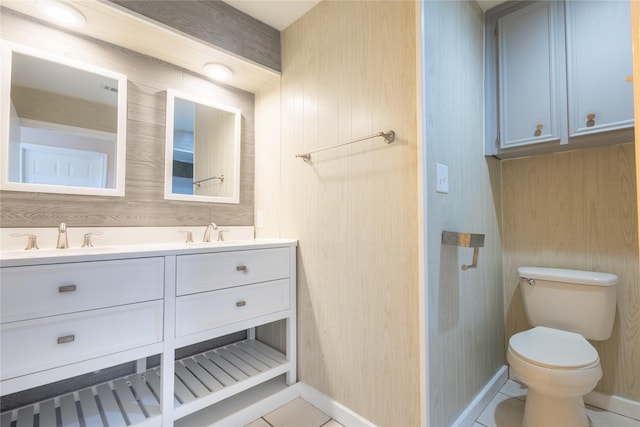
[509,326,599,369]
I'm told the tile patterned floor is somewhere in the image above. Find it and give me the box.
[474,380,640,427]
[245,381,638,427]
[244,398,344,427]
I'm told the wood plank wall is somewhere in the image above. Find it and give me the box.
[109,0,281,73]
[256,2,421,425]
[633,0,640,293]
[502,143,640,402]
[0,9,255,227]
[422,2,505,426]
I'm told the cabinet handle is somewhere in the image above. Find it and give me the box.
[586,113,596,127]
[236,301,247,307]
[57,335,75,344]
[58,284,77,293]
[236,265,247,272]
[534,123,543,137]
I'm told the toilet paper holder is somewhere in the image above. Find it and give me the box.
[442,231,485,271]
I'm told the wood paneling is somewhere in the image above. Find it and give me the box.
[633,0,640,275]
[502,143,640,401]
[0,9,254,227]
[256,1,420,425]
[422,2,505,426]
[109,0,281,72]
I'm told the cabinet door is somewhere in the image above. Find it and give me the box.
[565,1,633,137]
[498,1,567,148]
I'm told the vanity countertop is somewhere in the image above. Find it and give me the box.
[0,226,296,267]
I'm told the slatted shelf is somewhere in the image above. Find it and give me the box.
[0,339,288,426]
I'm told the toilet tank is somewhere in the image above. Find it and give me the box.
[518,266,618,341]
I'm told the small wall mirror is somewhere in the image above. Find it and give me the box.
[0,42,127,196]
[164,89,241,204]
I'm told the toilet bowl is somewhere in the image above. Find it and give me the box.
[508,327,602,427]
[508,267,618,427]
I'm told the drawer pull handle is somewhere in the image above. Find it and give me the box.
[236,265,247,272]
[58,284,77,293]
[236,301,247,307]
[57,335,75,344]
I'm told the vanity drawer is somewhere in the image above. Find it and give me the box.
[0,300,163,380]
[175,279,290,337]
[176,247,290,295]
[0,257,164,323]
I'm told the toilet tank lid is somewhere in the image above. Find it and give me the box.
[518,267,618,286]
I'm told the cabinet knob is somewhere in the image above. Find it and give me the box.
[236,265,247,272]
[534,123,543,137]
[586,113,596,127]
[57,335,75,344]
[236,301,247,307]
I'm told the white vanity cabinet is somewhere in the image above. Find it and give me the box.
[0,240,297,427]
[486,0,634,158]
[0,258,165,391]
[175,248,291,338]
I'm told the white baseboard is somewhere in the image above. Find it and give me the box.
[584,390,640,421]
[300,383,378,427]
[184,372,640,427]
[451,365,509,427]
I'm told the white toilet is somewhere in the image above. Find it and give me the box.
[507,266,618,427]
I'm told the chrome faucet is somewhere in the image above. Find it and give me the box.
[202,222,218,242]
[56,222,69,249]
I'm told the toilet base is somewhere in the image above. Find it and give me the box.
[523,388,590,427]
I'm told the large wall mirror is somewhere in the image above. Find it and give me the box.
[0,42,128,196]
[165,89,241,204]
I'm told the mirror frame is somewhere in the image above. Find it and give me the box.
[0,41,128,197]
[164,89,241,204]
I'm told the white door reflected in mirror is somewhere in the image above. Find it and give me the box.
[0,41,127,196]
[164,89,241,204]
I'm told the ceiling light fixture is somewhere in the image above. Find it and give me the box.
[38,1,86,28]
[203,63,233,81]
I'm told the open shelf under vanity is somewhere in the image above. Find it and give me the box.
[0,339,289,427]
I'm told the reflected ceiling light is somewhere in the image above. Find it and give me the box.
[203,63,233,81]
[38,1,86,28]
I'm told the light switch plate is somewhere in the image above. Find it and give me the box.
[436,163,449,194]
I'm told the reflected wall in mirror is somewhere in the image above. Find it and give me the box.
[165,89,241,204]
[0,42,127,196]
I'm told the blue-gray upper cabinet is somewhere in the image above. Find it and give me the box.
[485,1,634,158]
[565,1,633,138]
[497,1,567,150]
